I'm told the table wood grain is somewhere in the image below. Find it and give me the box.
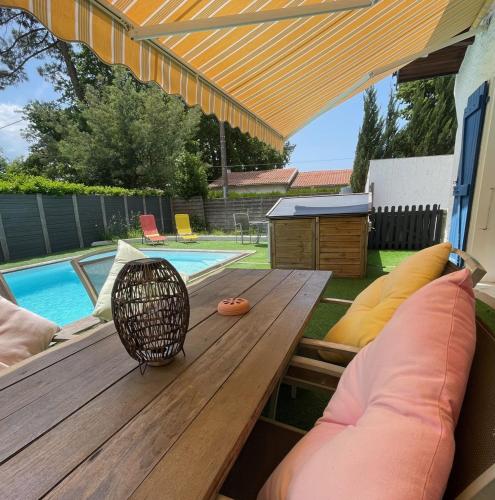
[0,268,330,499]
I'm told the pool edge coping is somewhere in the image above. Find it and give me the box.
[1,248,255,274]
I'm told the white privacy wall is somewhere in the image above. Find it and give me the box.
[453,16,495,282]
[366,155,455,209]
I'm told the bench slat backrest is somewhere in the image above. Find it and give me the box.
[446,319,495,498]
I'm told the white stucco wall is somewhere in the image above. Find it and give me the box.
[366,155,455,209]
[453,16,495,282]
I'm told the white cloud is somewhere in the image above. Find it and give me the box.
[0,103,30,160]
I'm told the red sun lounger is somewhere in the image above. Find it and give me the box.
[139,214,166,245]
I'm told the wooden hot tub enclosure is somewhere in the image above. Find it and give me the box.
[267,193,371,278]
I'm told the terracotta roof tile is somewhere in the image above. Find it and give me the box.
[209,168,297,188]
[291,169,352,188]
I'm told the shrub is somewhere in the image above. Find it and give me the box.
[207,186,340,199]
[172,152,208,200]
[0,173,164,197]
[189,214,207,232]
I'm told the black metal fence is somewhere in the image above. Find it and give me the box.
[368,204,445,250]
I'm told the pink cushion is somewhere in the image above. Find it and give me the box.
[259,269,476,500]
[0,297,60,369]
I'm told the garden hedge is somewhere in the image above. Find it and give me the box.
[0,174,163,197]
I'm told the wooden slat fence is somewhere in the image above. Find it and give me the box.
[368,204,445,250]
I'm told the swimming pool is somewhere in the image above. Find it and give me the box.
[4,250,242,326]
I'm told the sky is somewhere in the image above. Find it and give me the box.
[0,57,394,170]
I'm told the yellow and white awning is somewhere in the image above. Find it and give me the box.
[1,0,489,150]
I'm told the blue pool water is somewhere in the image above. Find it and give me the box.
[4,250,239,326]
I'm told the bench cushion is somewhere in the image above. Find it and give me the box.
[259,269,475,500]
[320,242,452,361]
[0,297,60,369]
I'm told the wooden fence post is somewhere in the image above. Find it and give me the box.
[72,194,84,248]
[142,195,147,214]
[36,194,52,254]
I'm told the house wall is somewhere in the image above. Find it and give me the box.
[453,17,495,282]
[366,155,455,209]
[210,184,287,194]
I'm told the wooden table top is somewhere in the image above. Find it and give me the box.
[0,268,330,500]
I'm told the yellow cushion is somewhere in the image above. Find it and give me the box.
[320,242,452,361]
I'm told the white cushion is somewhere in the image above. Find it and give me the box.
[93,241,146,321]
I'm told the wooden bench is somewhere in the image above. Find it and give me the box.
[286,248,486,395]
[221,317,495,499]
[219,249,492,499]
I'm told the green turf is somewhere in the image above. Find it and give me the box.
[477,300,495,332]
[303,250,416,340]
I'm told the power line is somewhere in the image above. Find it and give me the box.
[205,157,353,168]
[0,119,24,131]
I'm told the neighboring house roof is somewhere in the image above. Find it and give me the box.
[291,169,352,188]
[209,168,298,188]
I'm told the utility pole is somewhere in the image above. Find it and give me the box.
[219,121,228,200]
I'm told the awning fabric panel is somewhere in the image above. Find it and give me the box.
[2,0,284,150]
[1,0,488,150]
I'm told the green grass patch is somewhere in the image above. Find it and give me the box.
[303,250,416,339]
[477,300,495,332]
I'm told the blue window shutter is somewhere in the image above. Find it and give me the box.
[449,81,489,263]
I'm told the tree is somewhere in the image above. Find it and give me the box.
[39,45,114,105]
[396,76,457,156]
[53,69,200,188]
[0,152,7,173]
[19,101,79,179]
[0,8,85,101]
[379,88,402,159]
[172,152,208,199]
[350,87,383,192]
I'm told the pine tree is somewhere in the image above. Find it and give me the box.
[350,87,383,192]
[396,76,457,156]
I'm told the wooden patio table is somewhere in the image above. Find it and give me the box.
[0,268,330,500]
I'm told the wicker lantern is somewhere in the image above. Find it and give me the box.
[111,257,189,371]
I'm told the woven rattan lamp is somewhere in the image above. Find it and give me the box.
[111,258,189,372]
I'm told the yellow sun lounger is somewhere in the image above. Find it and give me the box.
[175,214,198,243]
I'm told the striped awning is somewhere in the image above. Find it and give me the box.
[2,0,489,150]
